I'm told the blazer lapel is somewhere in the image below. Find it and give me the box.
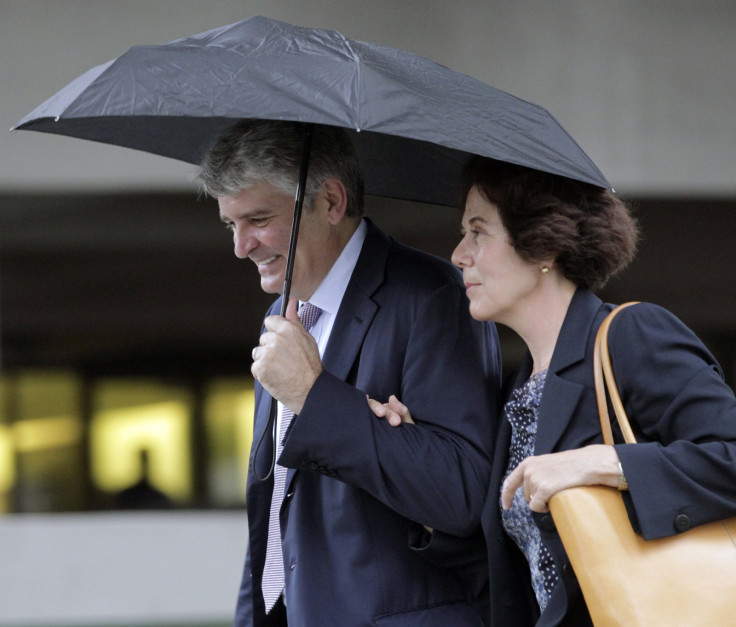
[284,220,387,489]
[251,299,281,481]
[534,375,585,454]
[252,387,278,481]
[535,289,603,454]
[320,219,386,379]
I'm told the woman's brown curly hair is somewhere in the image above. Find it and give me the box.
[462,157,639,290]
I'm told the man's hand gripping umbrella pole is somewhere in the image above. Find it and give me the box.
[251,125,314,482]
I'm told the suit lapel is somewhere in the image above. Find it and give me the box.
[534,375,585,454]
[284,220,387,489]
[320,220,386,379]
[535,289,603,454]
[251,299,281,482]
[252,390,278,481]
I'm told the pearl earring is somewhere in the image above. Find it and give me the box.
[540,266,550,274]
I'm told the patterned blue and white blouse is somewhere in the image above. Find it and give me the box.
[500,369,561,611]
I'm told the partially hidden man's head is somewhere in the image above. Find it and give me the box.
[198,119,365,218]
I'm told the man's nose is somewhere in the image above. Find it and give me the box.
[233,227,257,259]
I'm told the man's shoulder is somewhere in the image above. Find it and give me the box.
[384,236,463,287]
[357,220,463,295]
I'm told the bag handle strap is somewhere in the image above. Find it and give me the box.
[593,302,640,445]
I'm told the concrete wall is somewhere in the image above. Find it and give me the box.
[0,511,246,626]
[3,0,736,196]
[1,2,735,625]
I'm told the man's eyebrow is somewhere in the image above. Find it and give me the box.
[219,208,272,222]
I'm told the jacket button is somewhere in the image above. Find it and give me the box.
[538,515,556,532]
[674,514,691,532]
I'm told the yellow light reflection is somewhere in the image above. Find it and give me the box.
[0,425,14,493]
[12,416,82,452]
[234,389,255,492]
[90,401,190,500]
[204,381,254,502]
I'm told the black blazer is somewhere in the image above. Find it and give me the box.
[236,219,502,626]
[422,288,736,626]
[484,287,736,626]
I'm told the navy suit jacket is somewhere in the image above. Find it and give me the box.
[236,219,502,626]
[422,288,736,626]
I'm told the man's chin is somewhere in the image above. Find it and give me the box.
[260,279,283,295]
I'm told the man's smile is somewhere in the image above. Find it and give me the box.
[254,255,279,268]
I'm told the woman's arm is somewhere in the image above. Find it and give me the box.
[609,303,736,538]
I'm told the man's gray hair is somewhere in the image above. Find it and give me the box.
[197,120,365,218]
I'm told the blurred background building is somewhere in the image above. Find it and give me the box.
[1,1,735,625]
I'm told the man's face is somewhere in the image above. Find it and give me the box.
[218,180,337,301]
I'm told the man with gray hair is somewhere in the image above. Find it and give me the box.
[199,119,500,626]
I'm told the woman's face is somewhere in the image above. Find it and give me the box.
[451,186,544,326]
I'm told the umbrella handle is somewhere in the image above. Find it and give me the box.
[252,124,313,482]
[280,124,313,316]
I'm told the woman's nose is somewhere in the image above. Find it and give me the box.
[451,237,469,268]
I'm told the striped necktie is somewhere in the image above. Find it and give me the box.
[262,302,323,613]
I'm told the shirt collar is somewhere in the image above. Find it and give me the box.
[305,218,367,315]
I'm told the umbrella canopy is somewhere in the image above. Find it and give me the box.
[13,16,614,481]
[13,15,611,207]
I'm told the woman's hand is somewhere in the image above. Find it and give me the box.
[366,395,427,531]
[501,444,621,513]
[366,394,415,427]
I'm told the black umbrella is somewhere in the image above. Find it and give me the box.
[13,15,612,308]
[14,16,614,481]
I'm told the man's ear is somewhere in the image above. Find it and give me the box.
[321,178,348,225]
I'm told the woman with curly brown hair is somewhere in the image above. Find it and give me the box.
[370,157,736,626]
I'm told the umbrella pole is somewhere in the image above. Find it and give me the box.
[279,124,313,316]
[252,124,313,483]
